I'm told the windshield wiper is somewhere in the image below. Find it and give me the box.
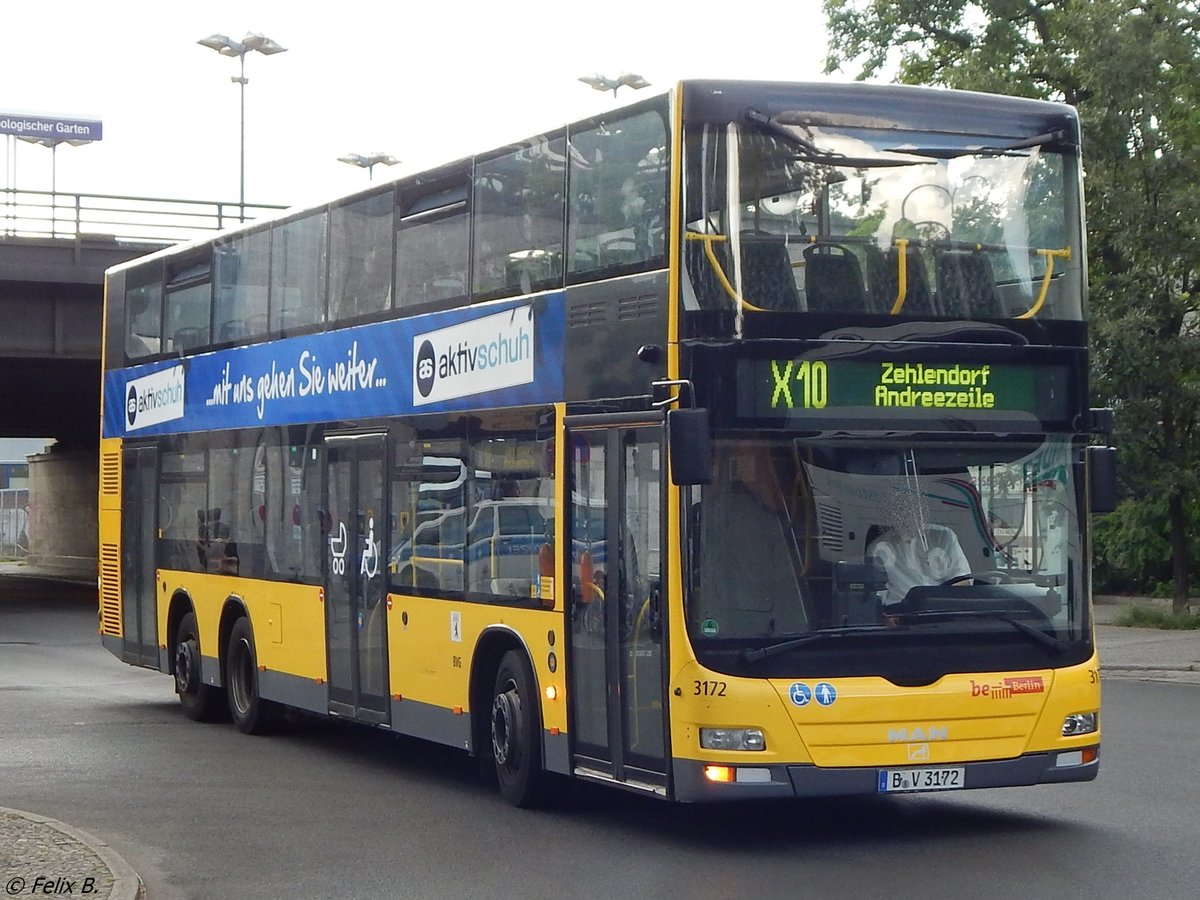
[743,107,827,156]
[743,108,924,169]
[898,609,1069,651]
[883,129,1069,159]
[742,625,892,663]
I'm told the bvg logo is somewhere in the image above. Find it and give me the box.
[415,340,436,398]
[126,384,139,428]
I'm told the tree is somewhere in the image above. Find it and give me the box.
[823,0,1200,611]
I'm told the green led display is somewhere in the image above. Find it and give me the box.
[737,356,1073,425]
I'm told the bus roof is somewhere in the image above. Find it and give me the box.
[106,78,1076,278]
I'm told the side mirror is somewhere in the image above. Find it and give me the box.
[1087,445,1118,515]
[1089,407,1115,439]
[667,407,712,486]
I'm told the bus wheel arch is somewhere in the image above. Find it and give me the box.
[167,591,226,722]
[470,631,550,806]
[221,604,281,735]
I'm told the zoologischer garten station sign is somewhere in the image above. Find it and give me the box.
[0,113,103,142]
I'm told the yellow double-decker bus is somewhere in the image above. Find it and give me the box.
[99,79,1116,805]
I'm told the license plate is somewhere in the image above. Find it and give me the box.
[878,766,965,793]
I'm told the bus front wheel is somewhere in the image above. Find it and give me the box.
[226,616,280,735]
[174,611,225,722]
[490,650,549,807]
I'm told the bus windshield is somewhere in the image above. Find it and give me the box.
[683,115,1083,322]
[685,435,1088,678]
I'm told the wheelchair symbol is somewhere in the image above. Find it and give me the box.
[789,682,812,707]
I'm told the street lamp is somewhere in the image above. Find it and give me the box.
[338,152,401,181]
[198,31,287,220]
[578,72,650,97]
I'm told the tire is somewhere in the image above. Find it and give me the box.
[490,650,550,807]
[225,616,280,735]
[174,611,226,722]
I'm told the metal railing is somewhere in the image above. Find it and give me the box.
[1,188,288,246]
[0,488,29,560]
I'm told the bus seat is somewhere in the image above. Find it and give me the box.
[173,327,205,352]
[936,250,1005,318]
[684,236,731,310]
[803,243,867,312]
[867,244,935,315]
[217,319,243,342]
[740,238,801,311]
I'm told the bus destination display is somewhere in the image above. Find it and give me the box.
[736,355,1074,426]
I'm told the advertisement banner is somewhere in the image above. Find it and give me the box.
[103,297,565,438]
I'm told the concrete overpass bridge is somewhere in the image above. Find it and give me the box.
[1,188,283,572]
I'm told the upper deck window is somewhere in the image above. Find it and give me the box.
[163,258,211,355]
[214,228,271,344]
[329,191,394,322]
[567,108,669,278]
[271,211,328,334]
[682,112,1083,325]
[472,135,567,300]
[125,276,163,362]
[396,178,469,309]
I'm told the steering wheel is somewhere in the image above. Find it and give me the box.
[940,570,1015,586]
[908,220,951,241]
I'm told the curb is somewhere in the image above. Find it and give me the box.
[0,807,142,900]
[1102,663,1199,673]
[1099,662,1195,672]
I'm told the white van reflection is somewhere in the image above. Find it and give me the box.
[390,497,552,597]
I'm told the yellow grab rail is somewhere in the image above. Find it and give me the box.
[685,232,770,313]
[889,238,910,315]
[1016,247,1071,319]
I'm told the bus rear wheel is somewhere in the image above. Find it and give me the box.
[226,616,280,735]
[490,650,550,807]
[174,611,225,722]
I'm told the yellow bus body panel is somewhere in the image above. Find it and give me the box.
[669,653,1100,768]
[385,593,566,732]
[158,571,327,681]
[97,438,124,637]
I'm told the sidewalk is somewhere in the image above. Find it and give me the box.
[0,559,95,586]
[0,808,142,900]
[1094,596,1200,684]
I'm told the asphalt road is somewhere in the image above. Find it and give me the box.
[1,579,1196,900]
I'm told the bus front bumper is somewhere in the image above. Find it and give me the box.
[671,748,1099,802]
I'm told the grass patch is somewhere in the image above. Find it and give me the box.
[1112,605,1200,630]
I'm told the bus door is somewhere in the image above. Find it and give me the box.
[121,444,159,666]
[566,418,669,794]
[324,433,390,724]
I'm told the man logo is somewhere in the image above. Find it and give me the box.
[126,384,138,428]
[415,340,436,398]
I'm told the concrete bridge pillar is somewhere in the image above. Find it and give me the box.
[26,447,98,579]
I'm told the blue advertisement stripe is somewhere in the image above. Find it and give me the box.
[104,295,566,438]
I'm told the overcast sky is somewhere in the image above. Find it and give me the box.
[3,0,835,210]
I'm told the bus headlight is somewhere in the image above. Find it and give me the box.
[700,727,765,751]
[1062,712,1098,736]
